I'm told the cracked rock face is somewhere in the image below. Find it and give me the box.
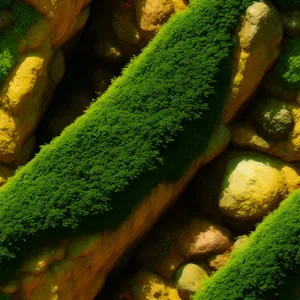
[219,154,289,221]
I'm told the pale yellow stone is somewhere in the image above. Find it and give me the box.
[131,271,181,300]
[219,154,289,220]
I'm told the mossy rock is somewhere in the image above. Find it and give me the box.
[250,97,294,141]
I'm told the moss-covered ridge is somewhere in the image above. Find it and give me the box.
[0,0,253,282]
[0,0,40,85]
[193,188,300,300]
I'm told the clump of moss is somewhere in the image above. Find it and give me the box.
[0,1,40,85]
[275,37,300,90]
[0,0,253,284]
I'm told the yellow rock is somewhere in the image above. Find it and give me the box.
[219,153,290,220]
[131,271,182,300]
[135,0,175,39]
[22,0,92,45]
[222,1,283,123]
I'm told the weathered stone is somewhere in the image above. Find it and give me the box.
[174,262,208,299]
[208,235,249,270]
[231,102,300,162]
[176,218,232,258]
[21,0,92,45]
[223,1,283,123]
[219,154,288,220]
[131,271,181,300]
[250,97,294,141]
[0,10,14,32]
[283,9,300,37]
[208,252,230,270]
[135,0,175,39]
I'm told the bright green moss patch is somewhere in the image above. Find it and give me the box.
[0,1,40,85]
[193,189,300,300]
[0,0,253,283]
[275,37,300,90]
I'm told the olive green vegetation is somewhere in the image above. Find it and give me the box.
[275,37,300,90]
[0,0,253,282]
[0,1,40,85]
[193,189,300,300]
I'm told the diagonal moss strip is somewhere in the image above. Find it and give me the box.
[0,0,253,283]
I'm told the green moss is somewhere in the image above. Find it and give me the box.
[0,0,253,284]
[275,37,300,90]
[0,1,40,85]
[193,189,300,300]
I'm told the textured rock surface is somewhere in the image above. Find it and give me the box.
[219,153,294,220]
[175,218,232,258]
[250,97,294,141]
[222,1,283,123]
[0,124,230,299]
[230,100,300,162]
[174,262,208,299]
[135,0,175,39]
[131,271,181,300]
[0,0,90,167]
[21,0,91,45]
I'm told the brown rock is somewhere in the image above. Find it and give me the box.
[176,218,232,259]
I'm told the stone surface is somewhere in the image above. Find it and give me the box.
[135,0,175,39]
[131,271,181,300]
[175,218,232,258]
[250,97,294,141]
[208,235,249,270]
[222,1,283,123]
[283,9,300,37]
[0,9,14,32]
[219,154,289,220]
[21,0,91,45]
[0,122,230,298]
[231,101,300,162]
[174,262,208,299]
